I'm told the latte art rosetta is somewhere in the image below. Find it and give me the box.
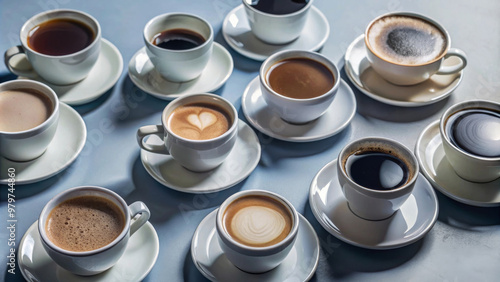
[231,206,287,246]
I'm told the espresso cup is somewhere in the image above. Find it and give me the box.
[439,100,500,183]
[337,137,419,220]
[4,9,101,85]
[38,186,150,276]
[216,190,299,273]
[259,50,340,124]
[364,11,467,85]
[242,0,313,44]
[137,93,238,172]
[143,13,213,82]
[0,80,59,161]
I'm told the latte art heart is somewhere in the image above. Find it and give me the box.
[168,103,230,140]
[231,206,286,246]
[187,112,217,130]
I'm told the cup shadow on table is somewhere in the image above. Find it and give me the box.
[72,86,115,116]
[183,249,211,282]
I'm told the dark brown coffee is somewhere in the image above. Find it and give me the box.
[266,58,335,99]
[152,29,205,50]
[46,196,126,252]
[249,0,309,15]
[28,19,95,56]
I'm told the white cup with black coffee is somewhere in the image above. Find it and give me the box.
[216,189,299,273]
[4,9,101,85]
[337,137,419,220]
[143,13,213,82]
[38,186,150,276]
[439,100,500,183]
[242,0,313,44]
[0,80,59,161]
[137,93,238,172]
[364,12,467,86]
[259,50,340,124]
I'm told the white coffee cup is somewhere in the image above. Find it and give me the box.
[337,137,419,220]
[38,186,150,276]
[242,0,313,44]
[143,13,213,82]
[216,190,299,273]
[439,100,500,183]
[137,93,238,172]
[0,80,59,161]
[259,49,340,124]
[4,9,101,85]
[364,11,467,85]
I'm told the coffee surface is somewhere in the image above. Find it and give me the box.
[152,28,205,50]
[46,195,125,252]
[223,195,292,247]
[0,89,53,132]
[28,19,94,56]
[447,108,500,158]
[368,16,446,65]
[346,150,410,190]
[168,103,230,140]
[248,0,309,15]
[267,58,335,99]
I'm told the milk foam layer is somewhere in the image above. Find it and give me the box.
[368,16,446,65]
[0,89,52,132]
[168,103,230,140]
[231,206,287,246]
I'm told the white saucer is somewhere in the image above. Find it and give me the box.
[415,120,500,207]
[141,120,261,193]
[0,103,86,185]
[128,42,233,100]
[18,221,159,282]
[18,39,123,105]
[309,159,439,250]
[222,5,329,61]
[241,77,356,142]
[191,209,320,282]
[345,35,464,107]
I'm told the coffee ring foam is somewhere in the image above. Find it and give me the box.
[230,206,286,246]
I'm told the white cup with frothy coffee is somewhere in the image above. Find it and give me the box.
[38,186,150,276]
[216,190,299,273]
[137,93,238,172]
[0,80,59,161]
[364,12,467,85]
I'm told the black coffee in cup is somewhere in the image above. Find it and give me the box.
[152,28,205,50]
[248,0,309,15]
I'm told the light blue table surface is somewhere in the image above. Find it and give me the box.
[1,0,499,281]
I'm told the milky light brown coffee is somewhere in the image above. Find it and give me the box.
[45,195,126,252]
[367,15,447,65]
[222,195,293,247]
[167,102,231,140]
[0,88,53,132]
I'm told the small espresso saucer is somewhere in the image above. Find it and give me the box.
[18,221,159,282]
[18,39,123,105]
[309,159,439,250]
[141,120,261,193]
[415,120,500,207]
[222,5,329,61]
[0,103,86,185]
[128,42,233,100]
[344,35,464,107]
[241,76,356,142]
[191,209,320,282]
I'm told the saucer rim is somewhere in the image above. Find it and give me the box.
[17,220,159,282]
[0,103,86,185]
[127,42,233,100]
[140,119,261,194]
[344,34,464,107]
[222,5,329,61]
[308,158,439,250]
[241,76,356,142]
[190,209,320,282]
[415,119,500,207]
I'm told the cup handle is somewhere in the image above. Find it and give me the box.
[128,201,150,236]
[436,48,467,75]
[136,125,170,154]
[4,45,38,78]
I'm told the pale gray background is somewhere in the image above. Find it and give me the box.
[1,0,499,281]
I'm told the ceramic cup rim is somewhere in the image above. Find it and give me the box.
[242,0,314,18]
[364,11,451,67]
[38,186,130,257]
